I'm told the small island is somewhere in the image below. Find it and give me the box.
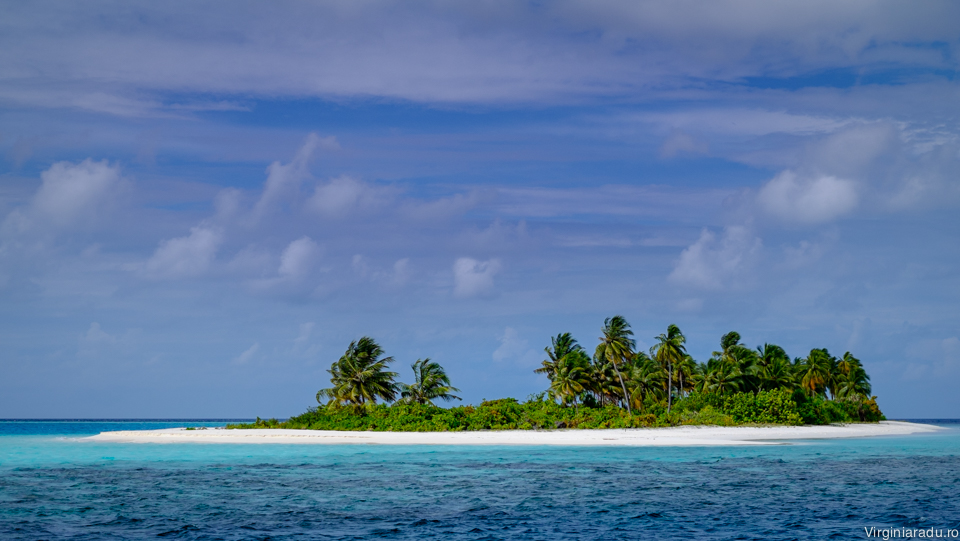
[230,316,885,432]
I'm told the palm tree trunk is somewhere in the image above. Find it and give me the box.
[612,362,631,415]
[667,362,673,414]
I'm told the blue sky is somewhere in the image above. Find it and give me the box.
[1,1,959,418]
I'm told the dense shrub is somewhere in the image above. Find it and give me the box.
[722,389,803,425]
[671,390,802,425]
[231,400,662,431]
[230,390,881,431]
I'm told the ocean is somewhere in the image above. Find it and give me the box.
[1,420,958,540]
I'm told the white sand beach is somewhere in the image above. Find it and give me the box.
[87,421,942,446]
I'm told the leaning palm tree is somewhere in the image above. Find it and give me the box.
[835,366,871,400]
[595,315,636,414]
[836,351,859,377]
[536,333,585,383]
[397,358,461,405]
[317,337,399,407]
[651,324,686,413]
[714,331,743,362]
[834,353,871,400]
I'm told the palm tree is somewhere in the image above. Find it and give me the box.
[835,366,872,400]
[834,352,871,400]
[836,351,859,378]
[317,337,399,407]
[675,353,697,398]
[549,349,592,407]
[595,315,636,414]
[714,331,742,362]
[702,359,742,396]
[397,359,461,405]
[798,348,833,398]
[756,344,795,391]
[626,354,666,412]
[536,333,584,383]
[713,332,759,392]
[651,324,686,413]
[585,356,619,406]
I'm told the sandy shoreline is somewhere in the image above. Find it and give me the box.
[86,421,943,446]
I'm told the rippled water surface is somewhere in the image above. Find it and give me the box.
[2,420,959,540]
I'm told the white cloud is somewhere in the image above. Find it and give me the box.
[453,257,501,298]
[675,298,703,312]
[294,322,314,347]
[757,170,858,224]
[495,185,730,220]
[308,175,392,218]
[669,226,761,289]
[244,237,322,293]
[309,176,366,216]
[3,3,957,109]
[234,343,260,365]
[398,191,488,221]
[352,255,411,286]
[227,244,274,276]
[144,226,223,278]
[33,160,121,223]
[83,322,116,345]
[278,236,320,279]
[781,240,824,269]
[492,327,540,366]
[253,133,337,218]
[292,322,321,358]
[660,131,708,158]
[77,322,141,359]
[2,159,121,235]
[643,109,849,138]
[557,235,632,248]
[391,258,411,285]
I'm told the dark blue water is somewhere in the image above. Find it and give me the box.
[2,420,959,540]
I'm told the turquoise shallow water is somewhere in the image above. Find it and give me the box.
[1,421,959,540]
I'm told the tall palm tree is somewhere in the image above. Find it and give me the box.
[798,348,833,398]
[536,333,584,383]
[398,359,461,405]
[317,337,399,407]
[595,315,636,414]
[651,324,686,413]
[675,353,697,398]
[585,356,619,406]
[836,351,859,377]
[713,332,759,392]
[714,331,742,362]
[626,354,666,412]
[549,349,592,407]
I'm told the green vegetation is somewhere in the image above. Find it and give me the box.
[232,317,884,431]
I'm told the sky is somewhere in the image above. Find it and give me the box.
[1,1,959,418]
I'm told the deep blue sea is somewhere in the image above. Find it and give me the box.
[2,420,959,540]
